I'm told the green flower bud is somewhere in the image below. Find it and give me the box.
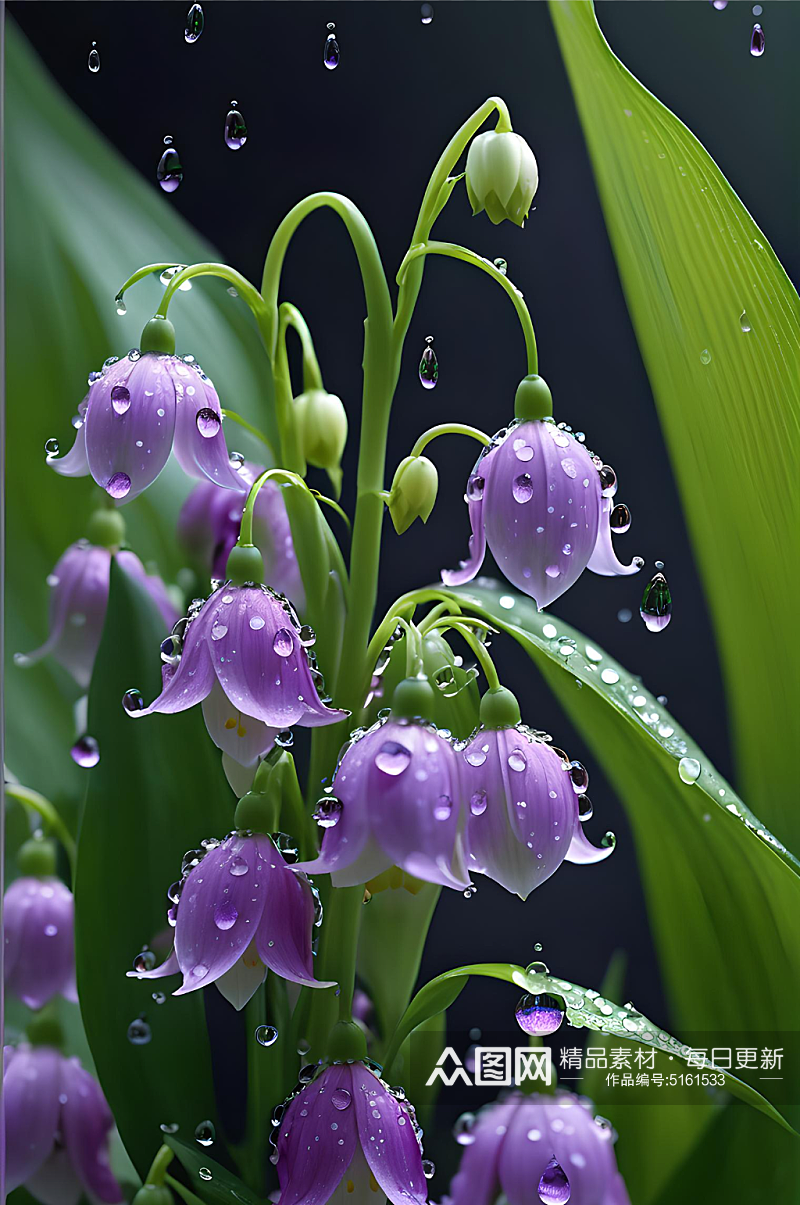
[140,316,176,355]
[465,130,539,227]
[294,390,348,496]
[225,542,265,585]
[17,835,58,877]
[388,455,438,535]
[85,507,127,550]
[134,1186,173,1205]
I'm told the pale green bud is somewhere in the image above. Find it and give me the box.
[465,131,539,227]
[294,389,348,495]
[388,455,438,534]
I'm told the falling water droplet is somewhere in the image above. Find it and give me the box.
[420,3,434,23]
[515,992,565,1036]
[122,688,145,713]
[750,23,765,55]
[678,756,701,785]
[88,42,100,72]
[538,1157,571,1203]
[195,1120,215,1147]
[375,741,412,776]
[115,294,127,316]
[127,1016,152,1045]
[610,503,631,533]
[157,137,183,193]
[152,991,166,1004]
[419,336,438,389]
[331,1088,352,1110]
[313,796,343,828]
[224,101,248,150]
[323,23,340,69]
[512,473,533,504]
[453,1112,476,1145]
[739,310,751,332]
[111,385,131,416]
[255,1025,279,1047]
[106,472,132,500]
[422,1161,435,1181]
[273,628,294,657]
[71,735,100,768]
[700,348,712,365]
[640,571,672,633]
[44,438,59,458]
[196,407,221,438]
[185,3,204,43]
[133,949,156,973]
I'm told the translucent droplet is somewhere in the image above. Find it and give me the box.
[700,348,712,365]
[106,472,132,500]
[545,565,561,579]
[195,1120,215,1147]
[115,294,127,316]
[493,257,507,275]
[739,310,751,332]
[640,571,672,633]
[568,760,589,794]
[88,43,100,73]
[420,3,434,23]
[111,385,131,416]
[71,735,100,768]
[122,688,144,714]
[160,635,181,665]
[578,795,594,821]
[508,750,527,772]
[516,992,564,1036]
[332,1088,352,1110]
[230,855,248,876]
[229,450,245,468]
[214,900,238,930]
[422,1160,435,1180]
[299,625,316,646]
[538,1157,571,1203]
[133,949,156,973]
[211,623,228,641]
[196,407,221,438]
[160,1122,179,1134]
[375,740,412,776]
[255,1024,279,1047]
[127,1017,152,1045]
[198,1169,212,1182]
[678,756,701,785]
[711,0,728,7]
[610,503,631,533]
[185,3,204,43]
[273,628,294,657]
[750,22,765,56]
[313,797,343,828]
[419,338,438,389]
[512,473,533,504]
[466,473,484,501]
[157,143,183,193]
[433,795,452,821]
[224,102,248,151]
[598,465,617,497]
[600,668,619,685]
[513,437,534,462]
[152,991,166,1004]
[469,790,488,817]
[454,1112,476,1145]
[323,25,340,70]
[44,438,59,457]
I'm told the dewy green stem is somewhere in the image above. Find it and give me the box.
[279,302,324,391]
[411,422,491,459]
[154,262,268,325]
[239,468,306,545]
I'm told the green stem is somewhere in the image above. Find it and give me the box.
[306,885,364,1055]
[429,618,501,691]
[6,784,76,878]
[155,262,268,325]
[273,315,306,474]
[145,1145,174,1187]
[164,1175,206,1205]
[410,422,491,459]
[220,410,274,458]
[280,302,324,391]
[399,241,538,375]
[239,468,305,545]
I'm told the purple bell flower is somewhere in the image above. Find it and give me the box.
[15,540,177,690]
[128,831,334,1007]
[4,876,78,1011]
[274,1062,428,1205]
[462,724,612,899]
[49,350,245,503]
[178,461,305,607]
[443,420,640,609]
[3,1043,123,1205]
[444,1091,630,1205]
[297,710,470,892]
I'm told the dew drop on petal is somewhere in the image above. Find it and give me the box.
[375,741,412,776]
[508,750,527,772]
[545,565,561,579]
[561,457,577,479]
[313,797,343,828]
[106,472,132,500]
[214,900,238,930]
[512,473,533,504]
[229,855,249,876]
[331,1088,352,1110]
[466,473,485,501]
[273,628,294,657]
[122,688,145,714]
[469,790,488,816]
[249,616,266,631]
[111,385,131,415]
[196,408,221,438]
[434,795,453,821]
[538,1156,571,1203]
[211,623,228,641]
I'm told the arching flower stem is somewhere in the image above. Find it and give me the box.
[410,422,491,459]
[6,783,76,879]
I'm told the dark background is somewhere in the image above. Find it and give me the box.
[10,0,798,1165]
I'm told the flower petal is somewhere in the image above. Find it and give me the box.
[441,449,495,588]
[500,1095,620,1205]
[4,878,76,1010]
[126,946,180,981]
[214,946,267,1010]
[135,608,216,717]
[202,678,278,766]
[295,741,373,881]
[3,1045,60,1190]
[48,418,90,479]
[59,1056,123,1202]
[25,1148,84,1205]
[350,1063,428,1205]
[564,825,615,865]
[587,497,642,577]
[117,551,178,633]
[275,1065,358,1205]
[172,368,245,489]
[445,1098,518,1205]
[255,838,334,988]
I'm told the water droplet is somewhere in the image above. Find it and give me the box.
[249,615,266,631]
[71,735,100,768]
[700,348,712,365]
[578,795,594,821]
[299,625,316,646]
[432,794,452,821]
[600,668,619,685]
[195,1120,215,1147]
[313,796,343,828]
[106,472,132,500]
[466,473,484,501]
[114,294,127,316]
[598,465,617,497]
[469,790,488,816]
[111,385,131,416]
[127,1017,151,1045]
[122,688,144,714]
[545,565,561,579]
[601,831,616,850]
[230,855,248,876]
[568,760,589,793]
[610,503,631,533]
[255,1025,279,1047]
[465,747,486,767]
[750,22,765,55]
[160,635,181,665]
[515,992,565,1036]
[493,257,507,275]
[711,0,728,8]
[44,438,59,457]
[198,1169,212,1182]
[273,627,294,657]
[739,310,751,332]
[375,740,412,776]
[453,1112,475,1144]
[152,991,166,1004]
[508,750,527,772]
[513,437,534,462]
[211,623,228,641]
[229,450,245,468]
[538,1157,571,1203]
[422,1160,435,1180]
[419,337,438,389]
[224,102,248,150]
[752,3,762,12]
[678,756,701,785]
[512,473,533,504]
[420,2,434,23]
[617,608,632,624]
[196,407,221,438]
[640,571,672,633]
[275,730,294,750]
[214,900,238,930]
[185,3,204,43]
[157,142,183,193]
[323,23,340,70]
[331,1087,352,1110]
[133,949,156,973]
[88,42,100,73]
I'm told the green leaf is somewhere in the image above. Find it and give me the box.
[548,1,800,846]
[75,561,235,1176]
[165,1137,260,1205]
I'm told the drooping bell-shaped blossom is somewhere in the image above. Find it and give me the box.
[298,713,471,891]
[178,461,305,606]
[128,831,334,1008]
[443,420,641,609]
[15,540,177,690]
[48,349,245,503]
[273,1062,428,1205]
[4,1043,123,1205]
[462,724,612,899]
[444,1091,630,1205]
[4,876,78,1010]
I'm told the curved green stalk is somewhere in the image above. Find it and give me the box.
[155,262,268,324]
[410,422,491,459]
[427,617,501,691]
[239,468,306,545]
[6,783,76,877]
[220,409,274,457]
[280,302,324,391]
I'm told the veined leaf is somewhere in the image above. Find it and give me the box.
[166,1137,260,1205]
[548,1,800,845]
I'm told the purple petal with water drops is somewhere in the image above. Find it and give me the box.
[84,355,177,503]
[255,836,334,988]
[564,824,614,865]
[443,1096,520,1205]
[48,414,90,479]
[4,877,76,1010]
[482,421,601,609]
[126,946,180,982]
[3,1044,61,1191]
[201,678,278,766]
[351,1063,428,1205]
[59,1055,123,1202]
[295,732,375,881]
[587,497,641,577]
[171,367,244,489]
[134,607,216,717]
[463,728,578,899]
[441,448,495,587]
[172,835,268,994]
[275,1064,359,1205]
